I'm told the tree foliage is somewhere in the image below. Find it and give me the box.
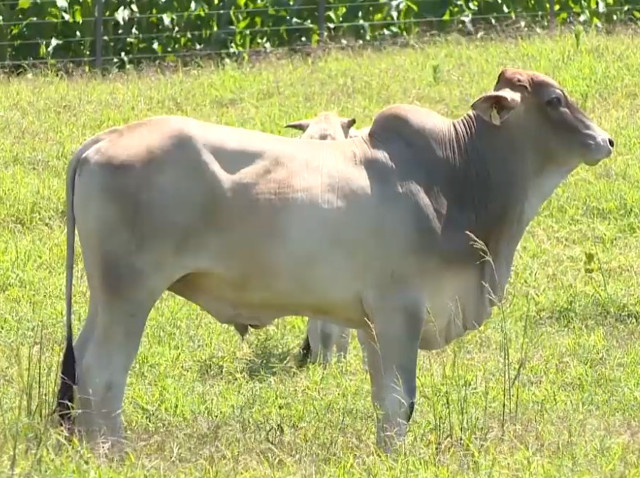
[0,0,637,67]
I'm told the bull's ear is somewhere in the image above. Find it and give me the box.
[471,88,522,126]
[340,117,357,137]
[340,117,356,130]
[284,119,311,132]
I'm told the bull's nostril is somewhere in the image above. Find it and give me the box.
[608,137,615,149]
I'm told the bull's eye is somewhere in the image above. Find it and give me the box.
[545,95,562,109]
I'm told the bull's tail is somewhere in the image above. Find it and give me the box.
[55,134,106,428]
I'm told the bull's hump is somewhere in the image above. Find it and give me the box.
[370,104,423,130]
[369,104,449,142]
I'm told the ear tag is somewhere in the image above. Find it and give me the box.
[490,105,501,126]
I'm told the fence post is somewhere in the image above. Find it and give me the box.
[318,0,326,44]
[548,0,556,32]
[95,0,104,68]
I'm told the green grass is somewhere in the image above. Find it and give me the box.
[1,31,640,477]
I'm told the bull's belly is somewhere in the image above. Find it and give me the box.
[168,271,367,329]
[167,222,379,328]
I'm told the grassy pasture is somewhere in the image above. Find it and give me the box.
[1,32,640,477]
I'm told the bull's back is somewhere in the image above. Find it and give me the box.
[71,118,440,321]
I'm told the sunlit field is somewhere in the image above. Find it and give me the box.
[1,31,639,477]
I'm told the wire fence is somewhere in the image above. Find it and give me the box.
[0,0,637,70]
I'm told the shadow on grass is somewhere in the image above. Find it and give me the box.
[242,336,310,381]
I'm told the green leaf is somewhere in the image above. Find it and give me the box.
[72,5,82,23]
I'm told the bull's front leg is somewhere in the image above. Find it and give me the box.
[361,291,425,452]
[356,328,370,369]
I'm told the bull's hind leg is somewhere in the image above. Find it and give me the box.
[361,291,425,453]
[73,298,98,366]
[75,270,168,451]
[356,328,369,369]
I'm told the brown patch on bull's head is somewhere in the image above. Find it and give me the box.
[471,67,614,167]
[285,112,357,140]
